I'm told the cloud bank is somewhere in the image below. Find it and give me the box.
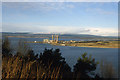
[2,23,118,36]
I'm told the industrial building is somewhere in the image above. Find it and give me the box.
[52,35,59,43]
[43,34,59,43]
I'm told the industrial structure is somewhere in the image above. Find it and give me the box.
[52,35,59,43]
[43,34,59,43]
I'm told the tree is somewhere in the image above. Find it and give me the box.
[2,37,12,57]
[39,48,72,79]
[73,53,98,79]
[16,39,31,57]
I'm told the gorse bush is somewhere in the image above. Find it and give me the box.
[2,38,114,80]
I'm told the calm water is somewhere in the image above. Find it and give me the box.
[8,37,118,77]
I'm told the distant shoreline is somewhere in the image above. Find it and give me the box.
[26,41,119,48]
[6,36,49,38]
[6,36,119,48]
[52,44,119,48]
[50,43,119,49]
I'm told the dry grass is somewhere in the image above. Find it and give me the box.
[100,60,117,78]
[2,56,63,79]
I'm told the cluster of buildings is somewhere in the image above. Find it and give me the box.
[43,35,59,43]
[43,35,78,46]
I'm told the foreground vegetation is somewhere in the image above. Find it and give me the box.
[2,37,117,80]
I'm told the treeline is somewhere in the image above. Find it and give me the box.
[2,37,116,80]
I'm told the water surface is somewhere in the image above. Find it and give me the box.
[8,37,118,76]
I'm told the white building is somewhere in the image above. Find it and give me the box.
[43,39,49,43]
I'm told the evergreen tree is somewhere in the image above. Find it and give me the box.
[73,53,98,79]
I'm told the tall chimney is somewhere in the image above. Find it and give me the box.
[52,35,54,41]
[56,35,58,42]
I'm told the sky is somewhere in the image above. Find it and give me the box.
[1,0,119,2]
[2,2,118,36]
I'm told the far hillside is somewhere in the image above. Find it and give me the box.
[2,32,118,41]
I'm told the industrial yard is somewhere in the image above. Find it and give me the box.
[25,35,119,48]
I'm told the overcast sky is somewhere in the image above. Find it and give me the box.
[2,2,118,36]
